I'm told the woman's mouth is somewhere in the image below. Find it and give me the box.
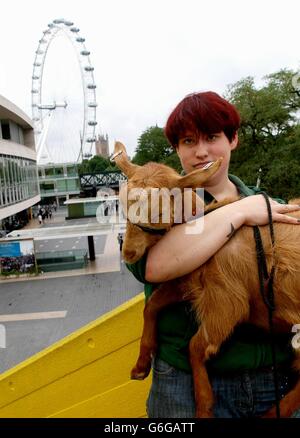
[193,161,214,169]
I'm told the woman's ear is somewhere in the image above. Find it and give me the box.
[230,132,239,151]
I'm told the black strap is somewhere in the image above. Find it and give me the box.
[133,223,167,235]
[253,192,280,418]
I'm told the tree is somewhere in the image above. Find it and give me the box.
[133,126,174,165]
[132,125,182,173]
[78,155,112,174]
[226,68,300,200]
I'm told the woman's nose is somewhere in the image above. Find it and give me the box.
[194,139,209,158]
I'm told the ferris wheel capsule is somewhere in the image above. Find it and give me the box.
[70,27,80,33]
[84,66,94,72]
[53,18,65,24]
[81,50,90,56]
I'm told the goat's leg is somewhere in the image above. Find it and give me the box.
[189,307,249,417]
[131,282,186,380]
[189,331,216,418]
[262,351,300,418]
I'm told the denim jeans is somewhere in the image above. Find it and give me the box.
[146,357,300,418]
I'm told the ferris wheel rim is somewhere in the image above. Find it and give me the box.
[31,18,97,164]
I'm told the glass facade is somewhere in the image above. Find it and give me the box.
[38,164,80,197]
[0,154,39,208]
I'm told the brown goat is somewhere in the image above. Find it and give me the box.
[113,141,300,418]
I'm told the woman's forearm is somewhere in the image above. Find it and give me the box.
[145,195,300,283]
[145,202,244,282]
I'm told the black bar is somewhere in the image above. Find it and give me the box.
[87,235,95,261]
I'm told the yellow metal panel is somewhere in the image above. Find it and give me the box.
[0,293,151,418]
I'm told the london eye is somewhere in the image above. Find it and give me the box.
[31,18,97,164]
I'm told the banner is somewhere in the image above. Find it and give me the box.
[0,239,37,276]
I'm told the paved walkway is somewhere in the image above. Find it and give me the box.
[1,208,126,283]
[0,269,144,373]
[0,208,145,373]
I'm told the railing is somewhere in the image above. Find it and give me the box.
[79,171,127,190]
[0,293,150,417]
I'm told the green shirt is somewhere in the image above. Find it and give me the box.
[126,175,293,373]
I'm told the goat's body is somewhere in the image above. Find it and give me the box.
[113,141,300,418]
[131,210,300,417]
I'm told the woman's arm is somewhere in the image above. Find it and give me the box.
[145,195,300,283]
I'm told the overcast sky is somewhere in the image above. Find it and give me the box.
[1,0,299,159]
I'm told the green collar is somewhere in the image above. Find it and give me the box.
[203,174,257,205]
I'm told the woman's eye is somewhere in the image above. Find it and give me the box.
[182,138,195,145]
[207,135,217,142]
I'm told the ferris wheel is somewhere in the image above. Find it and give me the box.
[31,18,97,164]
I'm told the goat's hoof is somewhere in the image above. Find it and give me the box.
[261,408,276,418]
[195,409,213,418]
[130,365,151,380]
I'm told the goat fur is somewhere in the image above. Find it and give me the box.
[113,141,300,418]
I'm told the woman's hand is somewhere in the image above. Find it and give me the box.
[237,195,300,226]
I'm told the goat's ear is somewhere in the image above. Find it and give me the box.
[112,141,140,178]
[177,158,223,189]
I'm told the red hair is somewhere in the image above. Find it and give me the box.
[165,91,240,147]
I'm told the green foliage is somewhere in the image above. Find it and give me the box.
[133,126,174,165]
[132,126,182,173]
[78,155,113,174]
[227,69,300,200]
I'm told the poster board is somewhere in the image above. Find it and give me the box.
[0,239,37,276]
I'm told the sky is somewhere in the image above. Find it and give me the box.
[0,0,300,160]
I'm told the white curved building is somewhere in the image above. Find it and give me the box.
[0,95,40,231]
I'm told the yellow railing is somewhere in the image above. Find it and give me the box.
[0,293,151,417]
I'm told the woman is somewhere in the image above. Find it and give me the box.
[127,91,300,417]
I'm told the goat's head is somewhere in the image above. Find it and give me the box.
[112,141,223,263]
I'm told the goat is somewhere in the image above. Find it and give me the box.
[113,141,300,418]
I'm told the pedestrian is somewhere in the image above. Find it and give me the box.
[126,91,300,418]
[117,233,124,252]
[38,214,42,226]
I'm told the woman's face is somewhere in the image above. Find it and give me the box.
[176,131,238,184]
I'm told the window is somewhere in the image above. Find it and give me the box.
[1,121,11,140]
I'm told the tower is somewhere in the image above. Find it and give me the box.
[95,134,109,158]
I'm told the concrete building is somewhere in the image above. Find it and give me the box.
[0,95,40,232]
[95,134,109,158]
[38,162,80,206]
